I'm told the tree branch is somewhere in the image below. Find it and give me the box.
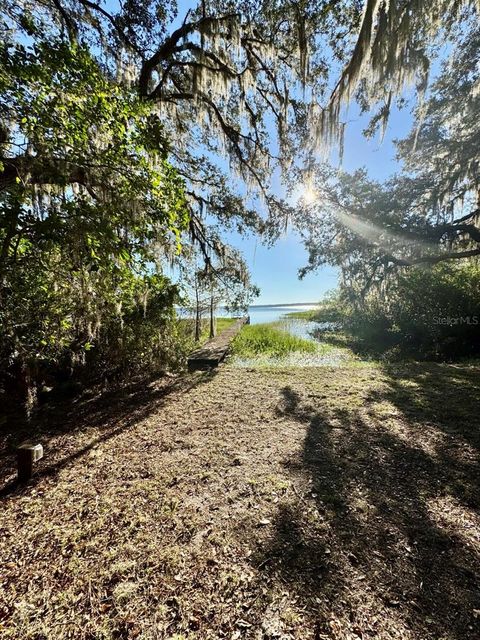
[139,13,238,97]
[0,156,114,190]
[385,247,480,267]
[77,0,142,54]
[51,0,78,41]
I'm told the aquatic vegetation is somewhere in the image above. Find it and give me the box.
[231,323,317,358]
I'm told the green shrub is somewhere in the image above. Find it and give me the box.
[0,40,189,413]
[341,261,480,359]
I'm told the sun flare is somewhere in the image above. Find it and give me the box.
[302,186,317,204]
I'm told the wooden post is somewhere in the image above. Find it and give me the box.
[209,291,215,339]
[17,443,43,482]
[194,274,201,342]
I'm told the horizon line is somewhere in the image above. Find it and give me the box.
[248,302,319,307]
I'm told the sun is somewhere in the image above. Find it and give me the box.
[302,185,317,205]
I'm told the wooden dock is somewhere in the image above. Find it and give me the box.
[188,316,249,371]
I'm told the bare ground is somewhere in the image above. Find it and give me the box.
[1,362,479,639]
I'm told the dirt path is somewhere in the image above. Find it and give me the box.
[1,363,480,639]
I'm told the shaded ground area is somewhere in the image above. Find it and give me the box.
[1,362,479,639]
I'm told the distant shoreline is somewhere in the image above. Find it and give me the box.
[248,303,318,308]
[175,303,318,311]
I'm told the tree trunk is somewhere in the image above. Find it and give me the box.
[209,291,215,339]
[194,276,201,342]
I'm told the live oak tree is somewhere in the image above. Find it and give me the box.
[284,1,480,360]
[1,0,362,407]
[295,12,480,297]
[3,0,477,404]
[1,0,355,247]
[0,36,191,409]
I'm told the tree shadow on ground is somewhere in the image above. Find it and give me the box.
[255,364,480,639]
[312,329,377,358]
[0,369,217,497]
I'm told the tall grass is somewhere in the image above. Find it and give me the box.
[284,309,318,320]
[232,323,317,358]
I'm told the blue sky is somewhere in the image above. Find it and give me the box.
[225,101,413,305]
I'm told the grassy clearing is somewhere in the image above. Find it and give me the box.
[231,322,317,358]
[230,320,357,367]
[1,362,479,638]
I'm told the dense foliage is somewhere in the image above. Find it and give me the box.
[315,263,480,360]
[0,32,190,410]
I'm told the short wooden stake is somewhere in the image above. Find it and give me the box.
[17,443,43,482]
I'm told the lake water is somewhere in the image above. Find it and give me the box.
[220,304,319,325]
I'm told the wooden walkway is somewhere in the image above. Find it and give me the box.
[188,316,249,371]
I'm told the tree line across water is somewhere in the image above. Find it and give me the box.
[1,1,479,414]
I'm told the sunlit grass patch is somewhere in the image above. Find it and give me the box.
[198,316,237,344]
[215,317,237,334]
[231,322,317,358]
[180,316,237,347]
[284,309,319,320]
